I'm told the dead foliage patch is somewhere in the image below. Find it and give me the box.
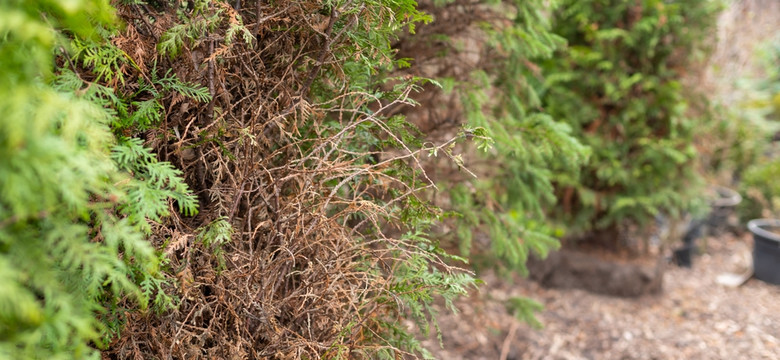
[86,1,470,359]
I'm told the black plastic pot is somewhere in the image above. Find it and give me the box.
[672,244,695,268]
[747,219,780,285]
[707,186,742,234]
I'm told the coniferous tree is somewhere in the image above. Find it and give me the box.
[540,0,720,240]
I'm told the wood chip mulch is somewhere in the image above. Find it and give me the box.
[420,233,780,360]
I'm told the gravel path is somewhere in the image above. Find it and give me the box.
[422,233,780,359]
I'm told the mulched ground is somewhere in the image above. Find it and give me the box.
[421,232,780,359]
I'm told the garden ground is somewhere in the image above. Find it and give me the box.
[422,232,780,359]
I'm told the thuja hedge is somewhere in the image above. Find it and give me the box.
[541,0,720,238]
[1,0,725,358]
[0,1,198,358]
[394,0,588,273]
[1,0,477,358]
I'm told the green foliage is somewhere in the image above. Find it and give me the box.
[441,0,587,271]
[761,41,780,120]
[195,217,233,271]
[540,0,720,234]
[739,159,780,221]
[158,2,252,58]
[701,101,771,180]
[694,40,780,186]
[112,137,199,231]
[58,37,212,131]
[735,39,780,221]
[381,0,587,332]
[506,296,544,329]
[71,35,127,84]
[377,244,475,358]
[0,1,198,357]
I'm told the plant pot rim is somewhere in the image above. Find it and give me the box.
[710,185,742,207]
[747,219,780,242]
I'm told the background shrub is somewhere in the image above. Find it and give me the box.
[395,0,588,274]
[540,0,720,241]
[735,38,780,221]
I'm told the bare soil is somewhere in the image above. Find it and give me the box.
[526,248,664,298]
[421,233,780,359]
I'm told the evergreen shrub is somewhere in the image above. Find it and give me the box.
[736,40,780,221]
[396,0,588,273]
[2,0,480,358]
[540,0,720,240]
[0,1,199,358]
[64,0,477,358]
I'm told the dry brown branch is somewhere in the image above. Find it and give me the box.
[95,1,472,359]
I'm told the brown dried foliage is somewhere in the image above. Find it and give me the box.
[94,1,466,359]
